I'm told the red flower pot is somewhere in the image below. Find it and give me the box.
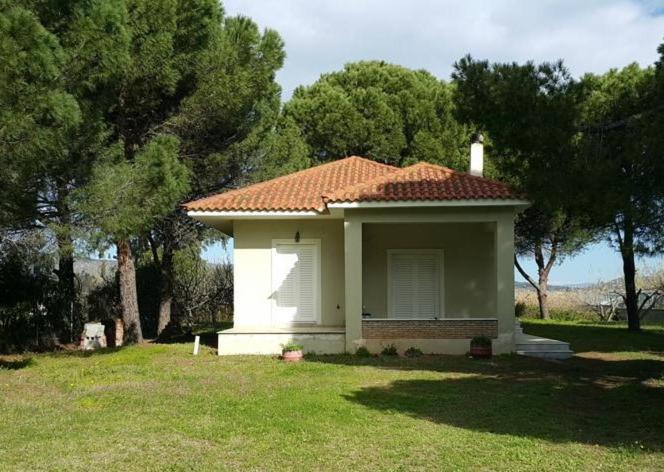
[470,345,492,358]
[282,350,303,362]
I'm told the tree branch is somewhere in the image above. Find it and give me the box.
[514,256,540,292]
[147,233,160,266]
[544,236,559,274]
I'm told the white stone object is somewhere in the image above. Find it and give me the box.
[193,335,200,355]
[80,322,107,350]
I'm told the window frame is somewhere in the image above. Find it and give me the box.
[386,249,445,319]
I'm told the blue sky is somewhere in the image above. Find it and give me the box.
[198,0,664,285]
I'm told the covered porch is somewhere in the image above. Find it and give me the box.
[342,207,517,354]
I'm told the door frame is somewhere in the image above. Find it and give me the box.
[271,239,322,325]
[386,249,445,319]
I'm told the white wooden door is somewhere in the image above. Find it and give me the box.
[272,241,320,323]
[388,250,443,318]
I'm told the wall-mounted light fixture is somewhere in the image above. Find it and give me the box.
[294,231,300,243]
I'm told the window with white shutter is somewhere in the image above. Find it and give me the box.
[388,250,443,318]
[272,241,320,323]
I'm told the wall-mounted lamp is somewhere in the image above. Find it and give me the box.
[294,231,300,243]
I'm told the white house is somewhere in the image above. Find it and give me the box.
[185,144,534,355]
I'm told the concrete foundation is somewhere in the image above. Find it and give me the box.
[217,326,346,355]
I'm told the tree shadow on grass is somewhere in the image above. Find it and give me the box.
[0,357,33,370]
[44,347,125,358]
[153,322,232,349]
[317,353,664,450]
[311,320,664,450]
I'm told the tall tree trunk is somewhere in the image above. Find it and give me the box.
[514,239,557,320]
[55,207,78,342]
[157,242,174,335]
[117,239,143,343]
[618,218,640,331]
[536,274,550,320]
[57,240,76,342]
[534,242,554,320]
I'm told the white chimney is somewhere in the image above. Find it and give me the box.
[470,133,484,177]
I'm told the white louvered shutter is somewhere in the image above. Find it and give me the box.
[295,244,316,321]
[390,252,441,318]
[273,243,317,323]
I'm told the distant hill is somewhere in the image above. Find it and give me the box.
[515,281,597,291]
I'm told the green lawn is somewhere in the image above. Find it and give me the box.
[1,321,664,471]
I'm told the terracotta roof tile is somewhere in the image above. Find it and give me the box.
[184,156,518,213]
[183,156,397,212]
[324,162,516,203]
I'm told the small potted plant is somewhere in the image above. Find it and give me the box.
[281,342,304,362]
[470,336,492,358]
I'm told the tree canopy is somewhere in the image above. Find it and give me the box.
[1,0,285,343]
[281,60,470,170]
[452,56,594,319]
[0,3,81,227]
[577,62,664,330]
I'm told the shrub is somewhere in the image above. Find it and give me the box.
[381,344,398,356]
[281,342,303,352]
[355,346,371,357]
[404,347,423,357]
[515,301,526,318]
[549,309,599,322]
[470,336,492,348]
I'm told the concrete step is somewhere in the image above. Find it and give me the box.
[516,342,571,352]
[515,333,574,360]
[516,349,574,360]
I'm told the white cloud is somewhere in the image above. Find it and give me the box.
[223,0,664,99]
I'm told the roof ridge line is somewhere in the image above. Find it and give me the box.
[322,160,514,204]
[321,161,445,201]
[183,155,392,207]
[183,155,398,210]
[405,161,512,184]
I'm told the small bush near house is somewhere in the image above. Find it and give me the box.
[404,347,423,357]
[281,342,303,352]
[381,344,398,356]
[355,346,371,357]
[515,301,527,318]
[470,336,492,348]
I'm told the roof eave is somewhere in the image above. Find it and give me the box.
[326,198,531,209]
[187,209,323,218]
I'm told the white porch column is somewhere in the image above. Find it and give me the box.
[495,212,516,349]
[344,216,363,352]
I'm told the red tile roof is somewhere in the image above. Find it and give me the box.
[325,162,515,203]
[184,156,518,213]
[184,156,397,212]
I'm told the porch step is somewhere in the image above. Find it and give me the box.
[515,334,574,360]
[516,349,574,360]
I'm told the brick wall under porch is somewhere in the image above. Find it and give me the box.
[362,318,498,340]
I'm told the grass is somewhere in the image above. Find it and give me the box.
[1,321,664,471]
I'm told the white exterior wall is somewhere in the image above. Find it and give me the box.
[228,206,518,354]
[233,219,345,327]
